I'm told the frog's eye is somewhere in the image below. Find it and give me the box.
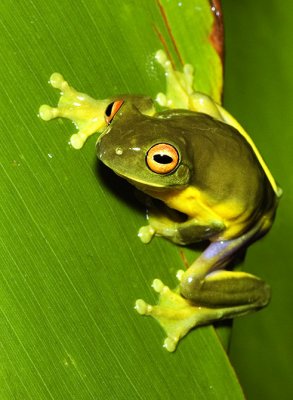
[146,143,179,174]
[105,100,124,125]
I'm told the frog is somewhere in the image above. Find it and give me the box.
[39,50,281,352]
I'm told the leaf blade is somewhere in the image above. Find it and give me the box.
[0,1,244,399]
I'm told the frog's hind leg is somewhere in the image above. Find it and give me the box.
[135,214,273,351]
[179,215,273,307]
[179,269,270,309]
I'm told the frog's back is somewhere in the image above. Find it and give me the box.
[167,112,277,237]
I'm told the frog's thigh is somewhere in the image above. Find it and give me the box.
[180,269,271,308]
[179,218,272,303]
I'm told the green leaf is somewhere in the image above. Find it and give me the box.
[0,1,244,399]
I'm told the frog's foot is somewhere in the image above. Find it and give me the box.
[137,205,187,245]
[137,216,176,244]
[137,220,179,245]
[39,73,110,149]
[138,225,156,244]
[135,274,225,352]
[154,50,224,118]
[155,50,195,110]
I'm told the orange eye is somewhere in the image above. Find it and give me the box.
[104,100,124,125]
[146,143,179,174]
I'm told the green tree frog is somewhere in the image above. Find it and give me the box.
[39,50,281,352]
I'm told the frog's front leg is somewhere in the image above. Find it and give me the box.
[136,215,272,351]
[138,206,225,245]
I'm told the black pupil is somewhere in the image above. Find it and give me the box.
[153,154,173,164]
[105,102,114,117]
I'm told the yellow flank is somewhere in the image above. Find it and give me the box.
[148,185,255,240]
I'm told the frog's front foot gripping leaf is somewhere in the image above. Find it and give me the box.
[39,73,110,149]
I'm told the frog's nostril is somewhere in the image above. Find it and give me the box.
[115,147,123,156]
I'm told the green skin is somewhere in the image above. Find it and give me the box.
[97,101,276,305]
[39,50,280,351]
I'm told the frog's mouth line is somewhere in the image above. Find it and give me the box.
[116,172,165,190]
[113,171,184,194]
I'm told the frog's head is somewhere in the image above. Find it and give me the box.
[96,98,192,191]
